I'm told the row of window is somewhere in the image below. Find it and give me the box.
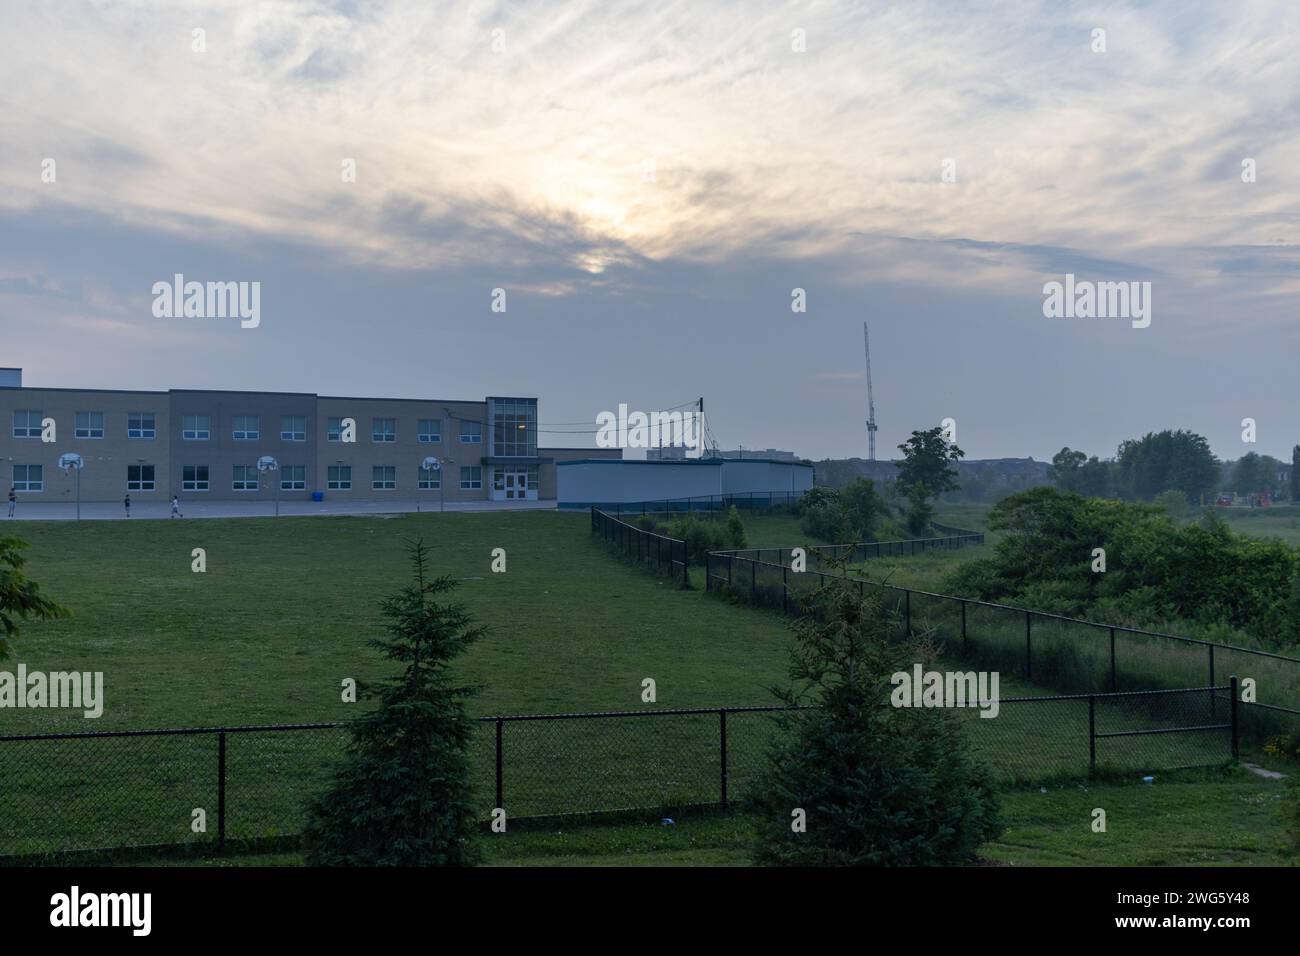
[11,411,484,444]
[10,464,485,493]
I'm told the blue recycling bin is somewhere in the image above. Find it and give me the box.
[312,491,324,502]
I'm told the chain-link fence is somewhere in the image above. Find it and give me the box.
[711,531,984,572]
[0,687,1238,860]
[591,507,688,586]
[705,551,1300,729]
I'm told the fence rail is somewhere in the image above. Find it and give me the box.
[592,506,689,586]
[0,686,1240,859]
[705,548,1300,717]
[712,530,984,569]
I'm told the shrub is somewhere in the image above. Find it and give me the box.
[725,506,747,550]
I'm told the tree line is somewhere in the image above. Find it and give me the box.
[1050,430,1298,505]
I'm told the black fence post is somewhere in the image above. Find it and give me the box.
[960,600,967,646]
[217,730,227,852]
[1088,696,1096,775]
[1109,627,1117,691]
[751,559,756,602]
[781,566,788,614]
[719,708,729,811]
[1208,645,1216,718]
[905,590,911,636]
[495,718,504,810]
[1025,612,1032,681]
[1229,675,1239,761]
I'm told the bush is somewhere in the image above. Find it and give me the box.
[942,487,1300,648]
[725,506,747,550]
[799,487,845,542]
[799,480,887,543]
[666,515,731,564]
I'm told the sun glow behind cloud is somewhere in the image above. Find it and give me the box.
[0,0,1297,298]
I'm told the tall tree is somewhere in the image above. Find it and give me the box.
[304,540,484,866]
[1114,430,1218,503]
[1231,452,1265,496]
[896,427,964,535]
[1049,448,1086,492]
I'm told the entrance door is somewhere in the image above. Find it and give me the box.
[504,471,520,500]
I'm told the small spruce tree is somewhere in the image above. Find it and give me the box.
[751,566,1002,865]
[303,540,484,866]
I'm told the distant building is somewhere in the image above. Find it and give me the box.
[717,448,799,462]
[558,457,813,507]
[0,373,617,503]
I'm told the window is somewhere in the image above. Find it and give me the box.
[327,465,351,490]
[419,467,441,490]
[459,466,482,490]
[280,416,306,442]
[232,416,260,441]
[128,412,156,439]
[418,419,441,443]
[281,465,306,490]
[326,417,344,442]
[182,415,211,440]
[490,398,537,457]
[127,465,156,491]
[372,418,396,443]
[459,420,482,444]
[12,410,43,438]
[12,464,42,492]
[75,411,105,439]
[182,465,209,492]
[526,466,538,491]
[233,465,258,491]
[372,465,396,490]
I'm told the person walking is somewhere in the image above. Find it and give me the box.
[7,487,15,518]
[171,495,182,518]
[124,493,131,518]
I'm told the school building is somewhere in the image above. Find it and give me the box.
[0,370,616,504]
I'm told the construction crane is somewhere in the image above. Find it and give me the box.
[863,322,878,460]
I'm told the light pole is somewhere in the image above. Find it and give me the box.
[59,453,84,520]
[257,456,280,517]
[420,457,438,513]
[428,456,451,512]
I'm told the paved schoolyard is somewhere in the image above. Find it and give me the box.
[2,498,559,521]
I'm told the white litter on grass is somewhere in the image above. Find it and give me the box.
[1142,776,1155,783]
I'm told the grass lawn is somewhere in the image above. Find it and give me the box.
[1214,504,1300,546]
[122,766,1295,868]
[4,507,1294,865]
[2,510,797,733]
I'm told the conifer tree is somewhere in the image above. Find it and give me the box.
[304,540,484,865]
[752,567,1001,865]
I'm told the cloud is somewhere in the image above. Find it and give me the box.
[0,0,1295,303]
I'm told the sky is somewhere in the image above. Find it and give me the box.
[1,0,1298,462]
